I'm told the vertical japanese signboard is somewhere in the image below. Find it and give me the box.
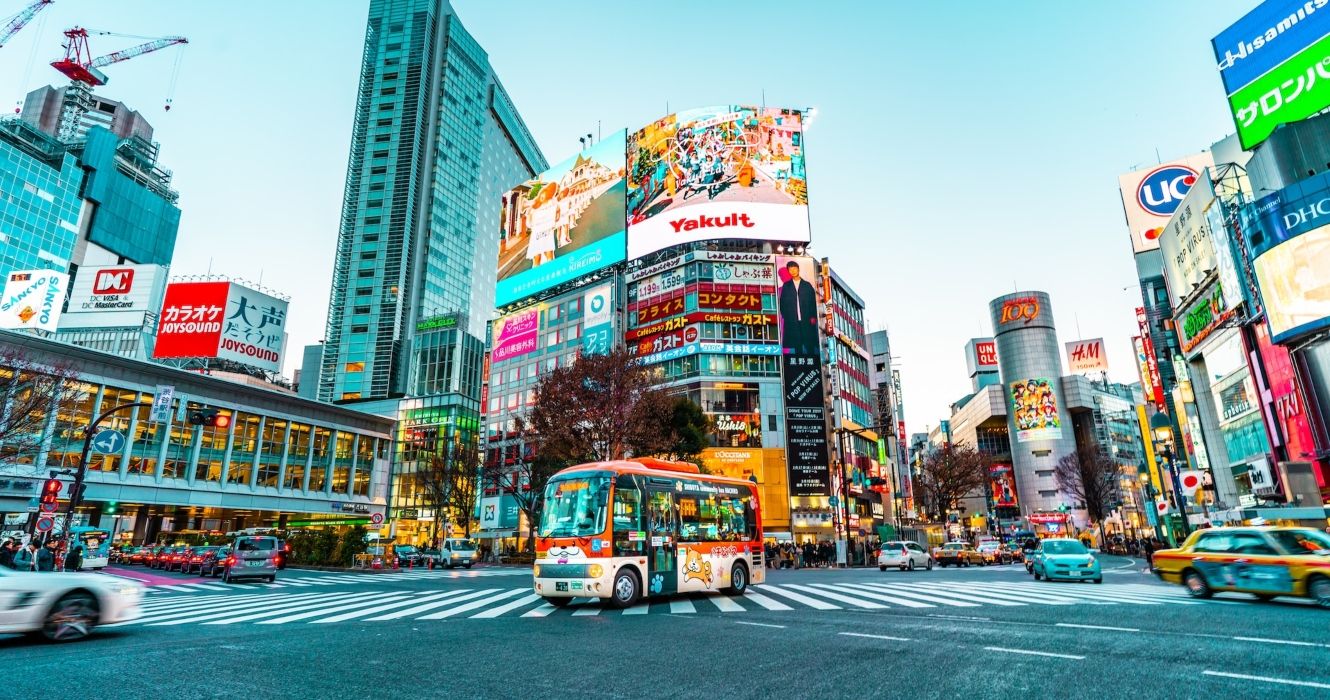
[776,255,830,496]
[217,283,289,372]
[491,308,539,363]
[582,283,614,355]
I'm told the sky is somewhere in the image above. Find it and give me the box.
[0,0,1256,434]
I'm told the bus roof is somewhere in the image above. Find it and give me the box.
[553,459,755,488]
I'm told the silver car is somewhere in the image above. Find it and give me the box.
[222,536,280,583]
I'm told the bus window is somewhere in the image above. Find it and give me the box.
[677,496,699,541]
[612,478,643,556]
[539,476,611,538]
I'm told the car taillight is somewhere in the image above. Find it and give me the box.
[900,547,909,554]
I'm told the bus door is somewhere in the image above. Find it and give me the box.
[645,487,677,596]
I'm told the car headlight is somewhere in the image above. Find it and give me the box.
[533,564,541,577]
[451,552,460,558]
[588,564,604,578]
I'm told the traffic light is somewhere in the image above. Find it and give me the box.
[105,501,117,515]
[66,482,85,504]
[188,408,230,428]
[40,478,61,507]
[1058,503,1070,513]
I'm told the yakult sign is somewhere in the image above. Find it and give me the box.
[152,281,289,372]
[1118,153,1214,254]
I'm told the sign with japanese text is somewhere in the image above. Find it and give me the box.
[1117,153,1213,254]
[0,270,68,333]
[631,267,686,300]
[1009,378,1062,443]
[1064,338,1108,375]
[1248,171,1330,342]
[782,353,831,496]
[627,312,773,341]
[632,296,685,325]
[582,283,614,356]
[492,308,539,363]
[1158,173,1219,308]
[1133,336,1157,409]
[216,283,289,372]
[1178,283,1236,355]
[697,290,766,311]
[1222,22,1330,149]
[1213,0,1330,95]
[711,262,776,285]
[152,281,230,360]
[1136,307,1168,411]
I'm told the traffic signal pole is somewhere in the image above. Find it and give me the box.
[59,401,150,543]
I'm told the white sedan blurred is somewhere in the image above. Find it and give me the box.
[877,541,934,571]
[0,568,142,642]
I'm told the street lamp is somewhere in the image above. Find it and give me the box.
[1149,412,1191,541]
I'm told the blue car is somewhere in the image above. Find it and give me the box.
[1030,538,1102,584]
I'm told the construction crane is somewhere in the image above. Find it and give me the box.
[0,0,52,49]
[51,27,187,86]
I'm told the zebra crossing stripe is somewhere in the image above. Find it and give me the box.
[742,590,793,611]
[822,583,935,608]
[255,594,418,625]
[706,594,746,612]
[363,588,501,621]
[133,592,292,617]
[669,598,697,614]
[313,591,465,624]
[470,593,543,619]
[975,582,1159,605]
[124,592,349,627]
[854,583,983,607]
[622,603,650,615]
[753,584,841,610]
[781,583,886,609]
[192,592,374,626]
[875,583,1025,607]
[914,582,1073,606]
[417,589,528,619]
[1003,582,1201,605]
[522,603,559,618]
[571,604,602,617]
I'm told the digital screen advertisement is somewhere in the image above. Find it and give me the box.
[491,308,540,363]
[626,105,809,260]
[1249,171,1330,341]
[1009,377,1063,443]
[496,130,627,306]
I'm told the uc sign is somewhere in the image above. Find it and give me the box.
[1137,165,1198,217]
[999,297,1041,326]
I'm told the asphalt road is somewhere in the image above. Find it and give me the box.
[4,554,1329,699]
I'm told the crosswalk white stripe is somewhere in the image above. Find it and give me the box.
[781,583,886,609]
[313,591,464,623]
[915,582,1073,606]
[255,594,416,624]
[187,584,230,591]
[191,593,372,626]
[363,588,501,621]
[977,582,1175,605]
[951,582,1114,605]
[470,593,543,619]
[741,590,793,611]
[126,592,354,626]
[417,589,528,619]
[752,584,841,610]
[572,604,603,616]
[669,598,696,614]
[820,583,935,608]
[621,603,650,615]
[706,594,746,612]
[133,591,300,615]
[158,585,193,592]
[276,580,312,587]
[853,583,982,607]
[522,603,558,618]
[871,584,1024,607]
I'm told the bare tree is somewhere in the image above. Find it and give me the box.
[914,443,991,523]
[417,440,483,547]
[1054,448,1122,526]
[0,347,82,472]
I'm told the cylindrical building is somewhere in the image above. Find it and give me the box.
[989,291,1078,528]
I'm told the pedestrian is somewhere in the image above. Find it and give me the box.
[0,539,15,569]
[36,539,58,572]
[13,541,37,571]
[64,544,83,572]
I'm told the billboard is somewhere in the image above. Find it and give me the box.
[626,106,809,260]
[491,307,539,363]
[0,270,68,332]
[496,130,627,306]
[1117,153,1214,254]
[1065,338,1108,374]
[1248,171,1330,341]
[1009,378,1062,443]
[1136,307,1169,411]
[989,463,1017,508]
[60,264,168,330]
[775,255,829,496]
[1214,0,1330,148]
[152,281,289,372]
[1158,172,1219,307]
[582,283,614,356]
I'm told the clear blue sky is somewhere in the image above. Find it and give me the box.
[0,0,1255,432]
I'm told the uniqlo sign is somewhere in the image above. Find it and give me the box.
[153,281,289,372]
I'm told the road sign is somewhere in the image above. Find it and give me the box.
[150,384,175,423]
[370,512,384,525]
[92,430,125,455]
[35,517,53,533]
[39,500,56,513]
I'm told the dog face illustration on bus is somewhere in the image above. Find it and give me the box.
[545,544,584,561]
[682,548,713,587]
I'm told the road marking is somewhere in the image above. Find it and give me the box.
[571,604,602,617]
[471,593,543,619]
[669,598,697,614]
[363,588,500,621]
[1056,623,1140,633]
[112,592,332,626]
[313,591,463,623]
[927,614,991,621]
[753,584,841,610]
[254,594,414,624]
[840,632,911,642]
[177,592,369,626]
[1202,671,1330,690]
[822,583,935,608]
[984,646,1085,660]
[417,588,528,619]
[1232,636,1330,648]
[521,603,558,618]
[741,590,793,611]
[621,603,650,615]
[858,583,983,607]
[706,595,746,612]
[734,621,785,629]
[782,583,886,609]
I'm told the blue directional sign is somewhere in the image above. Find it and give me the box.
[92,430,126,455]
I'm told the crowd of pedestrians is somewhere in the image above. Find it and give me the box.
[0,537,81,572]
[763,539,882,569]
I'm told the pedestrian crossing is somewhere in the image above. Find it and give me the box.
[134,567,530,594]
[110,580,1214,627]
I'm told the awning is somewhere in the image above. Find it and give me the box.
[473,529,517,539]
[1241,506,1328,522]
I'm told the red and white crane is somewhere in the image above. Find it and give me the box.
[0,0,52,49]
[51,26,187,86]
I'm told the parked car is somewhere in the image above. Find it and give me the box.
[1029,538,1102,583]
[877,541,933,571]
[1151,526,1330,607]
[198,547,231,577]
[394,544,424,567]
[147,546,174,570]
[164,547,193,572]
[221,536,280,583]
[977,541,1011,565]
[935,542,985,567]
[0,566,143,642]
[125,547,150,565]
[442,538,478,569]
[182,546,223,575]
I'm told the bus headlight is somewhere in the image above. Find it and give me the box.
[588,564,604,578]
[533,564,541,577]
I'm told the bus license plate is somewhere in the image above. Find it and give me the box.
[555,582,569,592]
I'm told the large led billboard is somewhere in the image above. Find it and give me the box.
[626,106,809,260]
[1117,152,1213,254]
[496,130,627,307]
[1250,171,1330,342]
[1213,1,1330,149]
[1009,377,1063,443]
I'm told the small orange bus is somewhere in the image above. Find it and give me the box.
[533,458,764,608]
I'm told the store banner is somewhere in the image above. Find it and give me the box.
[492,308,539,363]
[0,270,68,332]
[1065,338,1108,375]
[1008,378,1063,443]
[774,255,829,495]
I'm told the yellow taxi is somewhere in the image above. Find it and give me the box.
[1151,526,1330,607]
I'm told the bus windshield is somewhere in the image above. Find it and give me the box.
[539,476,610,538]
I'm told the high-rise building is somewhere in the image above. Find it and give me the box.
[317,0,545,536]
[21,85,155,143]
